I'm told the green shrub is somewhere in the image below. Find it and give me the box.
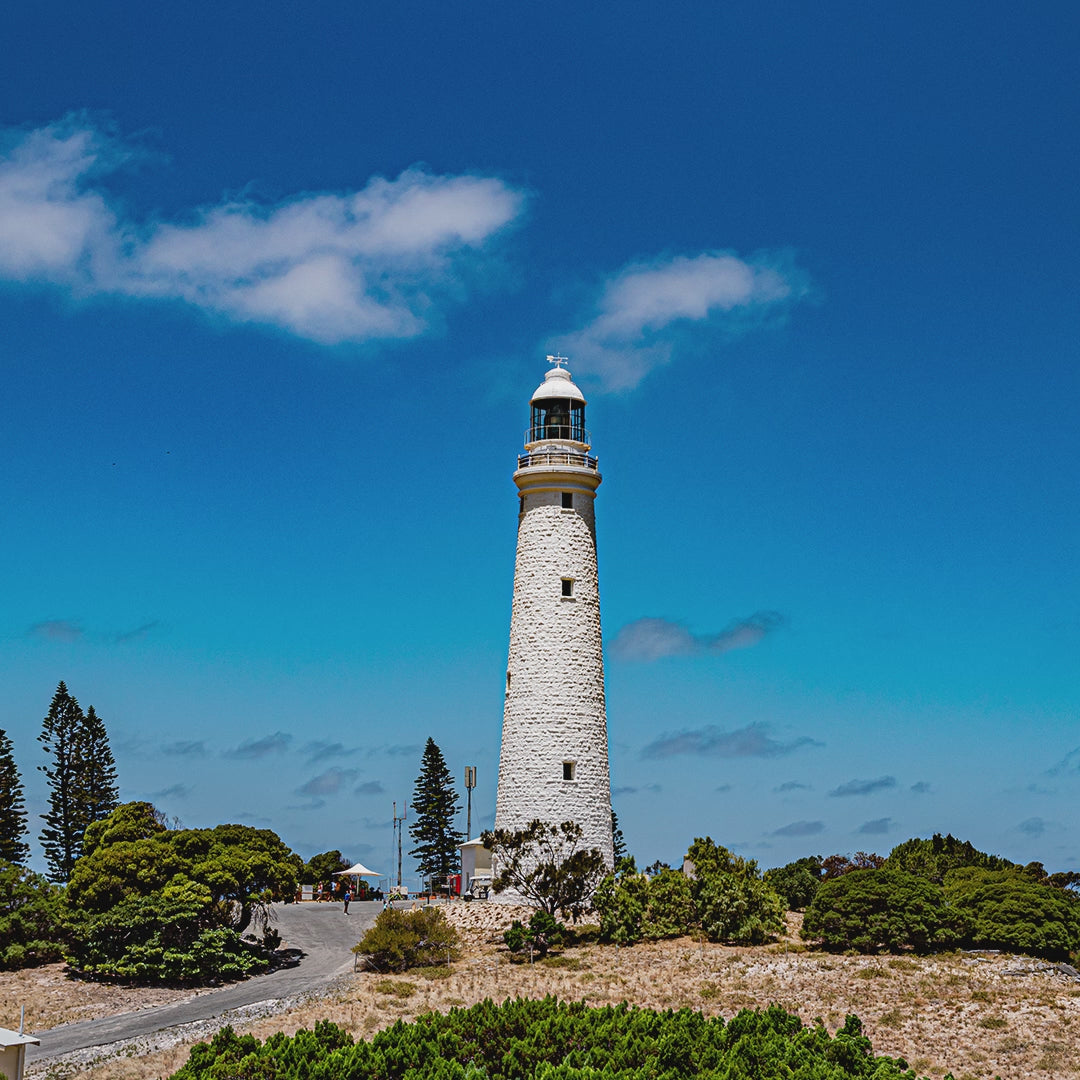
[764,856,824,910]
[944,867,1080,960]
[353,906,460,971]
[885,834,1015,884]
[503,910,564,957]
[0,860,66,970]
[802,868,958,953]
[168,999,930,1079]
[642,867,695,939]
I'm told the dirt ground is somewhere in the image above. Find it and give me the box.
[8,906,1079,1080]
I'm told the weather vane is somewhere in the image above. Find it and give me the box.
[546,353,568,369]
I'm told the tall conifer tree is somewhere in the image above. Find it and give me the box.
[409,737,463,888]
[80,705,119,822]
[0,728,30,864]
[38,681,87,881]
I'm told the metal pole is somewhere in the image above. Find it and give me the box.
[465,765,476,839]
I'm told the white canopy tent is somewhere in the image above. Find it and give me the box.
[333,862,383,896]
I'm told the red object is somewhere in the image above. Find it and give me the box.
[451,874,461,895]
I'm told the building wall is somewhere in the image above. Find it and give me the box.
[494,483,613,870]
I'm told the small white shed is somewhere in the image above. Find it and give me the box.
[0,1027,40,1080]
[459,837,493,895]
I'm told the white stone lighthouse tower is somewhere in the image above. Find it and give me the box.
[494,356,614,870]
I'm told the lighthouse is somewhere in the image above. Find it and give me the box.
[493,356,614,872]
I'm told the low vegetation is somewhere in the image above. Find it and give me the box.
[166,998,926,1080]
[352,906,461,972]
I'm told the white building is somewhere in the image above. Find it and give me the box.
[493,358,614,876]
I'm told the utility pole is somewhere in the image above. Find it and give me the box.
[392,801,407,890]
[464,765,477,839]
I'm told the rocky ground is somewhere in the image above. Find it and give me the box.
[7,903,1079,1080]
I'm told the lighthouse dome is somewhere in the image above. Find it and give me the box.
[530,364,586,405]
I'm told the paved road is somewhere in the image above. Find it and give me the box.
[27,900,381,1063]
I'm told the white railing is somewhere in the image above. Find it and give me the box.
[517,450,598,470]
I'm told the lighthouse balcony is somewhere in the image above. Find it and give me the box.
[517,448,598,471]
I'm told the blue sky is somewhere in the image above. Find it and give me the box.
[3,2,1078,884]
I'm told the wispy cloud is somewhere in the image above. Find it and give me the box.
[772,820,824,837]
[642,721,821,760]
[27,619,83,642]
[774,780,811,793]
[355,780,385,796]
[378,743,421,758]
[149,783,191,800]
[224,731,292,759]
[829,776,897,798]
[910,781,931,794]
[548,250,807,391]
[715,783,733,793]
[0,116,524,345]
[114,620,159,643]
[611,783,662,797]
[1017,817,1047,837]
[303,740,360,764]
[162,740,207,757]
[1048,747,1080,777]
[857,817,893,835]
[610,612,784,663]
[297,767,360,797]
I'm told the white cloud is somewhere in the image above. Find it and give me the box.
[549,251,807,390]
[0,117,525,343]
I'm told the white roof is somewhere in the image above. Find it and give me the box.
[459,836,490,848]
[530,365,586,405]
[334,862,382,876]
[0,1027,40,1047]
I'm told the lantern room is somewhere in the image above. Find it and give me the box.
[526,356,588,446]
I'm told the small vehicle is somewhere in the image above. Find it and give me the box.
[468,874,492,900]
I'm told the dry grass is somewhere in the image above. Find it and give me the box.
[11,904,1080,1080]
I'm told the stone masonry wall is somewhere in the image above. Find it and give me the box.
[494,481,614,877]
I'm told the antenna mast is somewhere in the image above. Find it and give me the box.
[392,801,408,889]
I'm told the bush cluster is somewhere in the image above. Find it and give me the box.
[503,910,564,957]
[0,860,66,970]
[353,906,460,971]
[168,998,928,1080]
[594,839,784,947]
[803,850,1080,960]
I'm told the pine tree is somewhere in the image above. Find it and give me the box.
[0,728,30,864]
[409,737,463,888]
[79,705,119,822]
[38,681,88,881]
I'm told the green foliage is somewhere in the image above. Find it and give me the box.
[37,683,121,881]
[503,910,564,957]
[304,849,350,887]
[611,808,627,863]
[409,737,463,886]
[0,729,30,864]
[642,867,695,939]
[802,868,958,953]
[65,802,301,982]
[594,859,648,945]
[483,819,606,919]
[74,876,268,983]
[353,905,460,972]
[764,856,824,910]
[168,998,926,1080]
[81,800,167,859]
[885,833,1015,884]
[944,867,1080,960]
[0,860,66,969]
[686,837,786,945]
[80,705,119,823]
[38,681,87,881]
[596,843,782,947]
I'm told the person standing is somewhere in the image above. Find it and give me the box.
[343,888,351,914]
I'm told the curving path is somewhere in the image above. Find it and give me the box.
[26,900,380,1064]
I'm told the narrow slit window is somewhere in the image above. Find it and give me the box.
[561,491,573,509]
[506,671,511,692]
[561,578,574,597]
[519,496,525,515]
[563,761,576,781]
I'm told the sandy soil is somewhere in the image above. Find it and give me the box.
[9,905,1080,1080]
